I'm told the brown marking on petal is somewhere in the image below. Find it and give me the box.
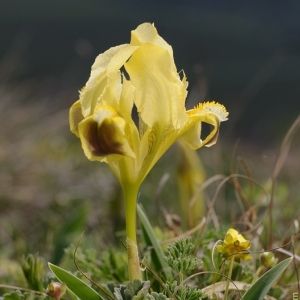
[204,128,219,147]
[86,120,124,156]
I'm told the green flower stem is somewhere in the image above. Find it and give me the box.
[122,182,142,281]
[224,256,234,299]
[252,265,264,283]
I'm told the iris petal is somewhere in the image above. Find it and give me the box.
[69,100,84,137]
[80,45,127,117]
[78,106,135,161]
[125,43,188,129]
[130,23,173,56]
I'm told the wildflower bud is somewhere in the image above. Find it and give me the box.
[261,252,278,268]
[46,282,67,300]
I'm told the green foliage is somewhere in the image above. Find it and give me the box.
[51,200,90,264]
[1,95,300,299]
[64,245,128,283]
[0,290,46,300]
[165,281,207,300]
[241,257,292,300]
[163,238,207,300]
[48,263,104,300]
[145,292,169,300]
[97,248,128,283]
[137,204,171,280]
[20,254,45,292]
[165,237,202,274]
[112,280,171,300]
[114,280,150,300]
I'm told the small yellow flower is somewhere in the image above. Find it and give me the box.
[216,228,252,261]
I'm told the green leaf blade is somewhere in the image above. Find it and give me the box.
[137,204,171,279]
[48,263,105,300]
[242,257,292,300]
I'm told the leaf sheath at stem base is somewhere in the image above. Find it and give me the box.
[127,238,142,281]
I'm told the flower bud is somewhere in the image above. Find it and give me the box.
[46,282,67,300]
[261,252,278,268]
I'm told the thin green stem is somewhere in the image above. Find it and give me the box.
[252,265,264,283]
[122,182,142,281]
[224,256,234,299]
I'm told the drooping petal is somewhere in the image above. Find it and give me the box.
[182,101,229,149]
[78,105,135,161]
[69,100,84,137]
[181,113,219,149]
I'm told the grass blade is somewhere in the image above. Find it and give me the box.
[137,204,171,279]
[242,257,292,300]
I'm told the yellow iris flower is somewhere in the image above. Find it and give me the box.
[70,23,228,189]
[69,23,228,280]
[216,228,252,261]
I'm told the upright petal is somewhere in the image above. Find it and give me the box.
[80,44,137,117]
[125,43,188,129]
[130,23,173,57]
[80,45,127,117]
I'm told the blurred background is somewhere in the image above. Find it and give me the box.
[2,0,300,143]
[0,0,299,268]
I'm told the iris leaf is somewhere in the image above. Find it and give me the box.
[48,263,105,300]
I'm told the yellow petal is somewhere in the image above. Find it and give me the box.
[227,228,239,237]
[223,228,238,245]
[80,44,138,117]
[201,101,229,122]
[79,45,126,117]
[239,240,251,249]
[182,113,220,149]
[215,245,224,253]
[130,23,173,56]
[125,43,188,129]
[119,76,135,118]
[78,105,135,161]
[239,253,252,261]
[69,100,84,137]
[104,45,138,107]
[183,101,229,149]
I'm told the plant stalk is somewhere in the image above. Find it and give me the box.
[224,256,234,299]
[123,183,142,281]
